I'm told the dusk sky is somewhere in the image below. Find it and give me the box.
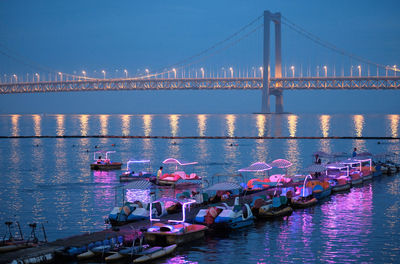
[0,0,399,114]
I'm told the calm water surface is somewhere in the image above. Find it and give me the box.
[0,114,399,263]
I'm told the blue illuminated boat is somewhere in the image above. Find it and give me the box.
[119,159,155,182]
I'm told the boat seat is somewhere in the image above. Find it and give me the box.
[272,197,281,208]
[280,196,288,205]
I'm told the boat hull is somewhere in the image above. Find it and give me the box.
[332,183,351,193]
[257,206,293,219]
[362,174,373,181]
[145,226,207,246]
[313,188,332,200]
[211,217,254,230]
[133,244,177,263]
[351,178,363,186]
[91,163,122,170]
[291,197,318,209]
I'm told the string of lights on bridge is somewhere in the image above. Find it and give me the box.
[0,12,399,84]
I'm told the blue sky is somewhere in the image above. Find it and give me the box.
[0,0,399,114]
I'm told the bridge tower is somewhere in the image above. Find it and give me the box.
[261,10,283,113]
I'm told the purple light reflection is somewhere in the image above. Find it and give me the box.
[125,189,151,203]
[319,185,373,262]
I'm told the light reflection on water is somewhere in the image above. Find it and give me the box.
[33,114,41,136]
[121,114,131,136]
[56,114,65,136]
[169,114,180,137]
[80,114,89,136]
[197,114,207,137]
[0,114,399,263]
[388,114,399,138]
[11,114,20,136]
[142,114,152,136]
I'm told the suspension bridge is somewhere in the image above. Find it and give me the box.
[1,10,399,113]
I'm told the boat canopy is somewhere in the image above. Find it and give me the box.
[162,158,198,166]
[304,164,326,173]
[126,159,151,171]
[357,152,372,157]
[270,159,292,168]
[340,158,362,171]
[93,150,116,160]
[325,163,348,170]
[206,182,242,191]
[332,152,348,158]
[238,162,272,172]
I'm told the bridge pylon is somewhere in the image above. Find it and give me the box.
[261,10,283,113]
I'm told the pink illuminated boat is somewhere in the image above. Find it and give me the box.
[145,197,207,245]
[90,150,122,170]
[157,158,202,186]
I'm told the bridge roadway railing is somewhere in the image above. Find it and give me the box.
[0,76,399,94]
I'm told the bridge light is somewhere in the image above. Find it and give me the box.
[200,68,204,78]
[290,66,295,77]
[394,65,397,77]
[35,73,40,82]
[13,74,17,83]
[102,70,106,79]
[82,71,86,79]
[172,68,176,78]
[124,69,128,78]
[229,67,233,78]
[58,72,62,82]
[357,65,361,77]
[259,67,263,78]
[323,66,327,77]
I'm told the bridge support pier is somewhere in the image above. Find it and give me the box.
[261,10,283,114]
[273,91,284,113]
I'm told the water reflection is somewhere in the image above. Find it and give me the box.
[99,115,109,135]
[169,114,180,137]
[226,114,236,137]
[388,114,399,138]
[121,115,131,136]
[287,115,298,137]
[285,139,300,175]
[142,115,152,136]
[256,114,266,137]
[8,139,22,214]
[195,139,209,181]
[286,115,300,174]
[54,138,69,232]
[197,114,207,137]
[253,139,268,165]
[320,115,330,138]
[33,114,41,136]
[320,187,373,262]
[126,189,151,203]
[80,115,89,136]
[56,115,65,136]
[11,114,20,136]
[353,114,364,137]
[93,170,117,184]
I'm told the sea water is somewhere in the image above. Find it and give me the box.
[0,113,399,263]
